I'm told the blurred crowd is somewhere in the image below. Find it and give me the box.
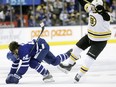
[0,0,116,27]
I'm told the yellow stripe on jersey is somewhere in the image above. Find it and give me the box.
[88,29,111,38]
[88,29,111,35]
[88,34,111,38]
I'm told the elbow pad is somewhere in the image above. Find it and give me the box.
[7,52,17,62]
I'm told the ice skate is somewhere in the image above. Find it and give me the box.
[43,72,55,83]
[74,73,81,83]
[65,49,73,57]
[57,62,76,74]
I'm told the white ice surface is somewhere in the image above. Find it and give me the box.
[0,44,116,87]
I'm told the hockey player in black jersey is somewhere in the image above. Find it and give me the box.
[6,38,72,84]
[58,0,111,82]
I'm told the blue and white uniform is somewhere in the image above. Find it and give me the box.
[7,38,70,77]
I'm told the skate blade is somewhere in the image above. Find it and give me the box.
[73,79,79,84]
[57,65,69,74]
[43,78,55,83]
[74,80,78,84]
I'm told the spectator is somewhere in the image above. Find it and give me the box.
[110,0,116,24]
[53,0,63,16]
[44,16,52,26]
[68,13,77,25]
[51,14,62,26]
[0,10,5,21]
[67,1,75,14]
[0,5,5,21]
[28,15,35,27]
[59,10,69,26]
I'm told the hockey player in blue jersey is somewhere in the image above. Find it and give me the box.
[6,38,72,84]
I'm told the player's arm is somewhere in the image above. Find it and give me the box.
[16,55,30,76]
[6,60,20,84]
[34,38,49,62]
[9,60,20,74]
[6,52,21,84]
[7,51,20,74]
[6,54,30,84]
[78,0,93,12]
[78,0,91,6]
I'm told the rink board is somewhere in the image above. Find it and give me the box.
[0,25,116,50]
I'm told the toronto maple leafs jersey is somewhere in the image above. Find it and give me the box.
[7,38,49,76]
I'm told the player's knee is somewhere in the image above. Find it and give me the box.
[29,59,38,69]
[51,58,60,66]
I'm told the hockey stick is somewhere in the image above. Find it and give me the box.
[36,22,45,41]
[30,22,45,53]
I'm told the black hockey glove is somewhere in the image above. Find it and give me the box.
[96,5,110,21]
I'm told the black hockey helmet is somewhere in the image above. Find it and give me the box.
[9,41,19,52]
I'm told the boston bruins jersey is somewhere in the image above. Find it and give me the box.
[87,11,111,41]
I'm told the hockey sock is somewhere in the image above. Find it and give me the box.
[77,55,95,77]
[58,53,69,62]
[35,63,49,76]
[69,45,83,65]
